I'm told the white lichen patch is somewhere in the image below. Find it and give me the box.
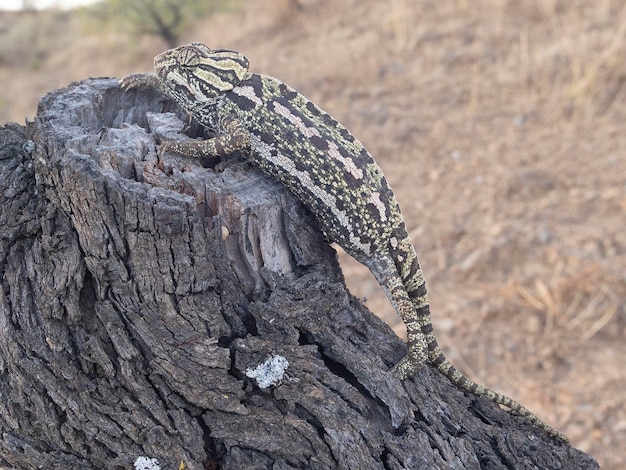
[134,456,161,470]
[245,355,289,388]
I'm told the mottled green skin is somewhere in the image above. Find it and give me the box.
[120,43,568,442]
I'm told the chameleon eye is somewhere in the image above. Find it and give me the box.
[178,50,200,68]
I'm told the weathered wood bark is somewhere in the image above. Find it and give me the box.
[0,78,598,470]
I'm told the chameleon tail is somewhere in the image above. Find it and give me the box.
[394,233,569,442]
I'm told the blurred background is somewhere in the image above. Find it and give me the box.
[1,0,625,467]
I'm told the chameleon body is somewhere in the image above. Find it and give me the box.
[121,43,567,441]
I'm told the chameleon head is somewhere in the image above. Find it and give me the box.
[153,43,249,105]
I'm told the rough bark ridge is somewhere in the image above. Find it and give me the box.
[0,79,598,470]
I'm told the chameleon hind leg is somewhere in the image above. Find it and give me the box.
[366,254,430,379]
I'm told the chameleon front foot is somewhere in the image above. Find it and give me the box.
[119,72,162,91]
[157,140,207,160]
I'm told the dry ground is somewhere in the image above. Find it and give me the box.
[1,0,625,467]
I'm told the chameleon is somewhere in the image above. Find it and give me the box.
[120,43,568,442]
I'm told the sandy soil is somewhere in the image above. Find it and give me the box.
[1,0,624,467]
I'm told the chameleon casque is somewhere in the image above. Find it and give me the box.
[121,43,567,442]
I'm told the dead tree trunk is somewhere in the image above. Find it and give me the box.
[0,78,598,470]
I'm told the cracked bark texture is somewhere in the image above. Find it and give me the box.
[0,78,599,470]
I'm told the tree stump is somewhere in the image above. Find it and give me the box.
[0,78,598,469]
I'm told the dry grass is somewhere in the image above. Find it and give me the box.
[515,263,620,343]
[1,0,625,467]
